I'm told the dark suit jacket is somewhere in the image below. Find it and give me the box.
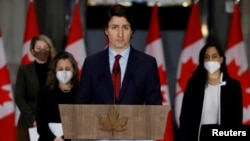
[77,47,162,105]
[179,73,243,141]
[15,62,40,128]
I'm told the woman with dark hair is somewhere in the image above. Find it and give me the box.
[179,42,243,141]
[15,34,57,141]
[36,51,79,141]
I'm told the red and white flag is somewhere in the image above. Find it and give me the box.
[174,2,205,126]
[104,39,109,49]
[225,2,250,125]
[65,0,87,74]
[21,0,39,65]
[145,4,174,141]
[0,28,16,141]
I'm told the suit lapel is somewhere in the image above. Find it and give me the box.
[100,49,114,97]
[120,48,137,99]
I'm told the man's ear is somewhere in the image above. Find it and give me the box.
[104,30,108,37]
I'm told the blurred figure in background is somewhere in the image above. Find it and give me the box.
[36,51,79,141]
[179,42,242,141]
[15,35,57,141]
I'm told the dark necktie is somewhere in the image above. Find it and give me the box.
[112,55,121,100]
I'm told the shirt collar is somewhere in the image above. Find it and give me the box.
[108,46,130,60]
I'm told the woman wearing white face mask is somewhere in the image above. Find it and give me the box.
[179,42,243,141]
[36,52,79,141]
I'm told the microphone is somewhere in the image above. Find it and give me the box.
[113,67,120,74]
[112,67,120,104]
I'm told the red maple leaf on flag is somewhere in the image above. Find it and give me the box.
[177,58,197,94]
[227,60,250,107]
[227,60,240,80]
[158,65,168,103]
[239,72,250,108]
[0,65,12,105]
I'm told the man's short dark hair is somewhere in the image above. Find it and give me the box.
[103,4,135,34]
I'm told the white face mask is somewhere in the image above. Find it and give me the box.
[56,70,73,84]
[204,61,221,74]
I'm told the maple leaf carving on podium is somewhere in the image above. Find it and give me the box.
[98,107,128,136]
[177,58,197,94]
[0,65,12,105]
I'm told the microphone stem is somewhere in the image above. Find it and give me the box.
[114,73,116,105]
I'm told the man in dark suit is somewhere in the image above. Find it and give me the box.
[77,4,162,105]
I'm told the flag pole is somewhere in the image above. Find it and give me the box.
[155,0,159,5]
[194,0,199,4]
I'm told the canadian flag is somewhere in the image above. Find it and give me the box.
[174,2,205,126]
[145,4,174,141]
[65,0,87,74]
[104,39,109,49]
[21,0,39,65]
[225,2,250,125]
[0,28,16,140]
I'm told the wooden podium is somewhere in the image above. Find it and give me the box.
[59,104,169,140]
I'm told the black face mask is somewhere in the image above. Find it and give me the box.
[33,50,50,62]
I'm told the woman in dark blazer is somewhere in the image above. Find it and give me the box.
[15,35,56,141]
[179,42,243,141]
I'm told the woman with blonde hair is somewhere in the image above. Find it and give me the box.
[15,34,57,141]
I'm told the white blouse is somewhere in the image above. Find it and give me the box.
[201,84,220,124]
